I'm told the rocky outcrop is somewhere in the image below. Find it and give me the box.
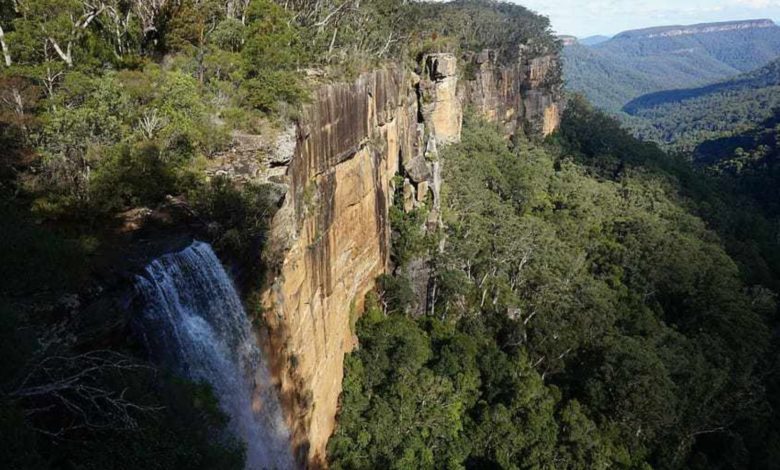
[558,35,578,46]
[419,54,463,146]
[460,47,562,138]
[258,50,562,467]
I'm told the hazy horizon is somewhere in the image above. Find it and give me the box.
[513,0,780,37]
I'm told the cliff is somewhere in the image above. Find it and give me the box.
[259,50,562,467]
[461,48,562,137]
[614,19,778,40]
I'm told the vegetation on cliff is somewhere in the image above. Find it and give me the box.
[0,0,560,466]
[330,104,780,468]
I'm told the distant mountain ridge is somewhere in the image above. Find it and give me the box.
[579,35,610,46]
[614,19,776,40]
[563,18,780,111]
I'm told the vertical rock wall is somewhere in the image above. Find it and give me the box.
[262,67,420,466]
[460,47,562,137]
[261,51,562,467]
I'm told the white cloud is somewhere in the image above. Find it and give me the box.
[733,0,780,8]
[512,0,780,37]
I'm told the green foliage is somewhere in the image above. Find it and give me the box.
[279,0,557,74]
[190,176,280,287]
[404,0,558,64]
[241,70,308,114]
[0,295,244,469]
[0,361,246,469]
[330,313,492,469]
[376,274,415,313]
[89,141,181,212]
[241,0,307,113]
[623,58,780,152]
[56,377,246,470]
[26,69,225,216]
[702,109,780,221]
[0,201,87,297]
[330,111,777,468]
[389,204,431,268]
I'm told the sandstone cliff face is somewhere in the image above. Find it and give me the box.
[460,47,562,138]
[419,54,463,145]
[260,51,562,467]
[262,67,419,466]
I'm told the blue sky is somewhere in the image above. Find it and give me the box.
[513,0,780,37]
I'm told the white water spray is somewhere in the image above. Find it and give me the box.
[134,241,293,469]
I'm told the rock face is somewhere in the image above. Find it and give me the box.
[262,67,419,466]
[419,54,463,145]
[259,51,562,467]
[460,47,562,137]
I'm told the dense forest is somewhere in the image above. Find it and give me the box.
[329,100,780,469]
[699,109,780,213]
[623,58,780,151]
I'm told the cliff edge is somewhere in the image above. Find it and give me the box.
[260,49,562,466]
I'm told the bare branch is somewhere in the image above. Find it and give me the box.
[11,350,163,438]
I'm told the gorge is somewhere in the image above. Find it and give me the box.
[237,49,562,465]
[4,1,779,469]
[124,46,562,467]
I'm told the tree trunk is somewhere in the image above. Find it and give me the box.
[0,25,11,66]
[49,38,73,67]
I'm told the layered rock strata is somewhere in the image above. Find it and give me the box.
[259,50,562,467]
[460,47,561,138]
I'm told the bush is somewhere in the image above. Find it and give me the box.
[191,177,280,285]
[90,141,180,213]
[241,0,308,113]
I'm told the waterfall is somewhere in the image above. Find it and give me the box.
[133,241,294,470]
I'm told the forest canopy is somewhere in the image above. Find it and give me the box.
[329,103,780,469]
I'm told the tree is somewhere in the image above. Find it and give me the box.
[240,0,306,112]
[16,0,105,67]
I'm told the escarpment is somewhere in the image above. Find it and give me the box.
[261,67,418,465]
[260,49,562,467]
[461,47,562,137]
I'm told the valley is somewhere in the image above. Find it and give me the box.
[2,2,780,469]
[563,19,780,112]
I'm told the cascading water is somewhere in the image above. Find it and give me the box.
[133,241,294,470]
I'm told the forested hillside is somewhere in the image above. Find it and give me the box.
[0,0,561,467]
[622,58,780,151]
[699,109,780,212]
[563,19,780,111]
[329,100,780,469]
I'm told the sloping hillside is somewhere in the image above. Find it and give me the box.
[563,19,780,111]
[579,35,610,46]
[625,58,780,149]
